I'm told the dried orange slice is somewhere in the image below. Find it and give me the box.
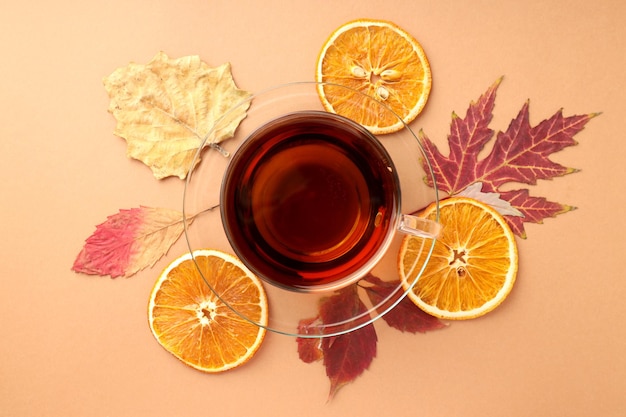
[315,19,432,134]
[148,249,268,372]
[399,197,518,319]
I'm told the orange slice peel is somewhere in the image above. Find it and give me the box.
[399,197,518,320]
[148,249,268,372]
[316,19,432,134]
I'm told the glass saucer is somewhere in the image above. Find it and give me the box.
[183,81,439,337]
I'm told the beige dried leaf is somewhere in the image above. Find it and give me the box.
[103,51,251,179]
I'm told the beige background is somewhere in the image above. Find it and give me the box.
[1,1,625,416]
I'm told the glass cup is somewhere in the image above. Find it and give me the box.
[183,81,440,337]
[221,110,438,293]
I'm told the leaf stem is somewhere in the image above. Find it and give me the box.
[188,203,220,220]
[209,143,230,157]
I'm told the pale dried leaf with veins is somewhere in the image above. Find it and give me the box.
[103,51,251,179]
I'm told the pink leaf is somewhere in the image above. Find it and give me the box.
[72,206,192,278]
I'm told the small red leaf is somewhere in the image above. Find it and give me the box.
[318,285,364,325]
[322,325,377,401]
[72,206,191,277]
[319,287,377,400]
[296,317,324,363]
[297,285,377,400]
[363,274,446,333]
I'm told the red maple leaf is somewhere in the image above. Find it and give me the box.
[420,77,599,238]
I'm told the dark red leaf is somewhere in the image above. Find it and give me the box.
[322,325,377,401]
[297,286,378,400]
[362,274,446,333]
[296,317,324,364]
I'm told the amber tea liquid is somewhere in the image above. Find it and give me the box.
[221,111,400,292]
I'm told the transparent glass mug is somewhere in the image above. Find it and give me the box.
[184,82,440,336]
[221,110,439,293]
